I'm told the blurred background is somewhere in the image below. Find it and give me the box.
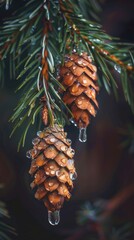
[0,0,134,239]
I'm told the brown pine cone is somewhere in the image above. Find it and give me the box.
[27,124,76,214]
[58,52,99,129]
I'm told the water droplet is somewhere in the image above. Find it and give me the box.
[79,128,87,143]
[114,64,121,73]
[37,131,42,137]
[50,166,54,169]
[37,131,44,138]
[57,27,61,31]
[93,39,101,43]
[72,49,76,53]
[77,100,82,105]
[48,182,53,186]
[56,170,60,177]
[70,118,74,124]
[31,25,36,33]
[72,66,76,70]
[67,139,72,144]
[26,151,31,158]
[60,146,67,151]
[77,60,82,64]
[82,79,87,84]
[48,210,60,225]
[70,172,77,180]
[50,138,56,143]
[26,149,37,159]
[71,149,75,155]
[88,56,92,61]
[32,138,40,145]
[68,159,74,166]
[61,158,66,164]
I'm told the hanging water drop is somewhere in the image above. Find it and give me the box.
[79,128,87,143]
[48,210,60,225]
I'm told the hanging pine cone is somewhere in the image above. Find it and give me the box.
[58,52,99,130]
[27,124,76,224]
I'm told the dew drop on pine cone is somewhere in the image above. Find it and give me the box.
[71,149,75,155]
[56,170,60,177]
[70,172,77,180]
[77,60,83,65]
[67,139,72,144]
[37,131,44,138]
[68,159,74,166]
[32,138,40,145]
[79,128,87,143]
[26,149,38,159]
[48,210,60,225]
[26,151,31,159]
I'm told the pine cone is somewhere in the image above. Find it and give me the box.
[27,124,76,213]
[58,52,99,128]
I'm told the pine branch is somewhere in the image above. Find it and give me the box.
[1,0,68,149]
[59,0,134,112]
[0,0,134,148]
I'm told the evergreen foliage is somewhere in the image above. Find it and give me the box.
[0,0,134,149]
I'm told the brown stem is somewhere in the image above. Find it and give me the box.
[41,22,50,82]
